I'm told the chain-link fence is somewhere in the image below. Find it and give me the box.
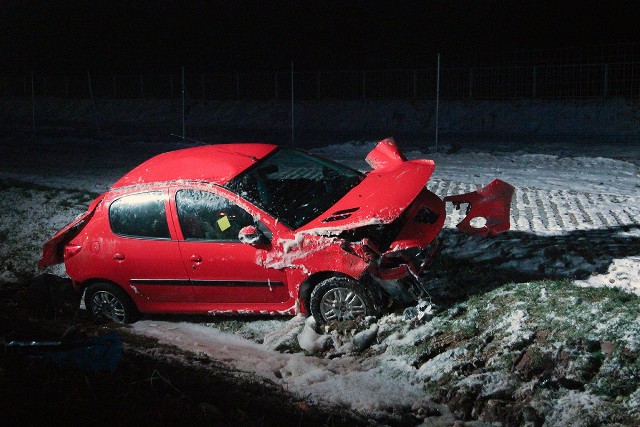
[3,63,639,101]
[3,44,640,101]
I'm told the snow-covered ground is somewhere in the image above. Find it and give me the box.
[1,135,639,424]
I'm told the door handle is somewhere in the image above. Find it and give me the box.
[190,254,202,263]
[113,252,125,261]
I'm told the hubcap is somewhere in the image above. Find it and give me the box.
[319,287,366,322]
[91,290,126,323]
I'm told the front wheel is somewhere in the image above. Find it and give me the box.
[85,282,138,324]
[309,277,376,324]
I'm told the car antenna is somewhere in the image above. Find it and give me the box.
[170,134,209,146]
[169,133,259,162]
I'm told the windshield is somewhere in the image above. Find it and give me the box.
[225,148,363,229]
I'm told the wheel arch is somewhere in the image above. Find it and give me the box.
[83,279,140,323]
[80,278,138,304]
[81,277,121,290]
[298,271,358,315]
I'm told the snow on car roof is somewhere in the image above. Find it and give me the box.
[110,143,278,188]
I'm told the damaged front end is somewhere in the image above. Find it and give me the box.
[335,187,445,307]
[329,138,515,308]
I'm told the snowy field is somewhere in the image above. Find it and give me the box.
[1,136,639,425]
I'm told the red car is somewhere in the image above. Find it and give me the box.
[39,138,514,324]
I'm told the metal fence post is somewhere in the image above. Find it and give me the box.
[31,72,36,137]
[291,61,295,146]
[435,53,441,152]
[362,71,366,99]
[603,64,609,98]
[181,66,186,139]
[87,71,101,139]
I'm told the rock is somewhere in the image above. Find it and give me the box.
[352,324,378,352]
[514,348,553,380]
[600,341,615,356]
[521,405,545,426]
[477,399,521,425]
[448,383,482,420]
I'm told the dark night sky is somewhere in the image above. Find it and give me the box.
[2,0,639,73]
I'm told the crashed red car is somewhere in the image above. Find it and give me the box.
[39,138,514,324]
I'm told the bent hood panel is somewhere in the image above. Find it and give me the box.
[298,158,435,233]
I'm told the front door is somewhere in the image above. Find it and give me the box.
[173,188,289,304]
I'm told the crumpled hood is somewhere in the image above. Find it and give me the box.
[298,139,435,233]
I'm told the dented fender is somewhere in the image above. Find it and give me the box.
[262,234,371,284]
[444,179,515,236]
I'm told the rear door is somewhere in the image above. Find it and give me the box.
[172,187,289,304]
[105,190,193,302]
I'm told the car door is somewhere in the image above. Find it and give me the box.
[172,187,289,304]
[106,190,193,302]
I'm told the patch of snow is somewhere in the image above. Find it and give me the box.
[297,317,330,353]
[417,347,469,382]
[575,256,640,295]
[132,319,439,417]
[456,371,517,399]
[543,391,606,426]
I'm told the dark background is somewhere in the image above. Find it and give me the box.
[2,0,639,73]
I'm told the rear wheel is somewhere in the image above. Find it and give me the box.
[309,277,376,324]
[85,282,138,324]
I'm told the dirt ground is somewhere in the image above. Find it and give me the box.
[0,279,379,427]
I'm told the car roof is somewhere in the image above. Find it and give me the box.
[111,143,278,188]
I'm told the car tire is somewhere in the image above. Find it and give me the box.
[85,282,138,324]
[309,276,376,324]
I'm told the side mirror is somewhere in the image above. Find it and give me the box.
[238,225,269,246]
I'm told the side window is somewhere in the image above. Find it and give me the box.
[109,192,170,239]
[176,189,255,241]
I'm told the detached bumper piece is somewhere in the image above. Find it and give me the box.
[444,179,515,236]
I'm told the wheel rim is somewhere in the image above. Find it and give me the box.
[319,287,367,322]
[91,290,126,323]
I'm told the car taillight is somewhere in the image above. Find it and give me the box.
[63,244,83,260]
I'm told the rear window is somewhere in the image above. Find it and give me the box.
[109,192,170,239]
